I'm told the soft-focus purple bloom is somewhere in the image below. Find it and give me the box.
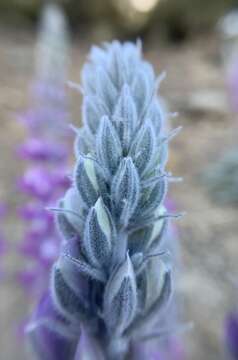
[33,82,66,104]
[18,167,69,201]
[27,291,78,360]
[0,203,8,277]
[18,167,56,201]
[225,312,238,359]
[17,138,67,163]
[17,101,70,137]
[0,203,8,217]
[18,207,62,294]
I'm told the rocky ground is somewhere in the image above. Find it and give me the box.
[0,29,237,359]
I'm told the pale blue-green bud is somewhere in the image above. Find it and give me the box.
[61,187,83,232]
[138,259,168,313]
[113,85,137,151]
[131,67,153,114]
[148,205,167,250]
[51,263,89,323]
[95,67,118,110]
[83,95,109,137]
[111,157,140,226]
[129,122,156,175]
[75,156,106,208]
[103,254,137,335]
[96,116,122,176]
[83,197,113,269]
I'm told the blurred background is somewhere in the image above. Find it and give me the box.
[1,0,238,359]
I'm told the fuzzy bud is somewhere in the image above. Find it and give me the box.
[111,157,140,226]
[83,197,113,269]
[103,254,137,336]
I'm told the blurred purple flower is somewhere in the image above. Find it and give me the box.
[17,101,70,138]
[17,167,69,201]
[18,167,56,201]
[225,312,238,359]
[0,204,8,273]
[27,291,78,360]
[17,138,67,163]
[16,3,71,298]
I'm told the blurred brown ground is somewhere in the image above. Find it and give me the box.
[0,28,237,359]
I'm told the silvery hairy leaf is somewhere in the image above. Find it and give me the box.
[137,258,169,313]
[153,141,169,170]
[146,99,163,135]
[113,85,137,151]
[61,238,107,283]
[107,41,126,88]
[51,263,89,323]
[61,187,83,233]
[75,156,106,208]
[57,239,89,302]
[83,95,109,137]
[128,226,153,254]
[83,198,113,269]
[131,68,153,115]
[129,121,156,175]
[56,206,78,241]
[111,157,140,226]
[81,63,96,94]
[125,269,172,338]
[95,67,118,111]
[74,128,91,157]
[134,177,167,222]
[28,291,78,360]
[96,116,122,176]
[148,205,168,251]
[103,254,137,335]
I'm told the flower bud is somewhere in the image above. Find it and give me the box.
[96,116,122,175]
[113,85,137,151]
[83,95,108,137]
[61,187,83,232]
[27,291,78,360]
[51,263,88,323]
[132,66,154,114]
[103,254,137,335]
[130,122,156,175]
[111,157,140,226]
[96,67,117,110]
[75,156,105,208]
[138,258,168,313]
[83,198,113,269]
[148,205,167,250]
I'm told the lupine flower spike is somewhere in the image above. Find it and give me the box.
[30,40,181,360]
[17,3,70,298]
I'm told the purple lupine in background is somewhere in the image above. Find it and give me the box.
[28,40,184,360]
[17,3,71,298]
[225,312,238,359]
[0,203,8,276]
